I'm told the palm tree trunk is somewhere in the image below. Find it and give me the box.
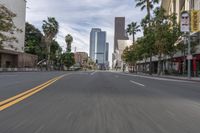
[157,53,162,75]
[144,58,147,73]
[47,45,51,71]
[147,0,151,23]
[170,55,174,74]
[147,0,152,75]
[149,49,153,75]
[133,34,135,44]
[163,55,167,75]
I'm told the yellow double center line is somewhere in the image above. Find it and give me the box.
[0,74,68,111]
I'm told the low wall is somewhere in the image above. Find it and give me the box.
[18,53,38,68]
[0,49,38,68]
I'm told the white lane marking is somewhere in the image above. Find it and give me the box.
[117,73,194,83]
[90,71,97,75]
[77,72,89,75]
[130,80,145,87]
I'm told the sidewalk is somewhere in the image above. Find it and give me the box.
[0,68,39,72]
[126,72,200,82]
[156,74,200,82]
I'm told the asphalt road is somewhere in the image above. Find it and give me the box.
[1,71,200,133]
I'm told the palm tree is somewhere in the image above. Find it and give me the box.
[65,34,73,52]
[135,0,159,21]
[126,22,140,43]
[42,17,59,70]
[135,0,159,75]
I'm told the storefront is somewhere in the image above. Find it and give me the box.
[172,54,200,77]
[192,54,200,77]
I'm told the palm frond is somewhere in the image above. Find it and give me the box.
[141,5,146,11]
[136,0,146,8]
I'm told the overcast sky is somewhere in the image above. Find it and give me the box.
[26,0,146,63]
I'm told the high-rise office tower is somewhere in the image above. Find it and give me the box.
[114,17,128,51]
[95,31,106,64]
[112,17,129,69]
[90,28,101,61]
[89,28,107,69]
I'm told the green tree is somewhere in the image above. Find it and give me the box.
[25,22,45,60]
[50,40,62,60]
[122,46,133,65]
[62,52,75,70]
[136,37,150,72]
[122,32,157,73]
[126,22,140,43]
[135,0,159,75]
[122,42,143,72]
[143,26,156,73]
[0,4,21,49]
[62,34,75,70]
[164,13,182,73]
[65,34,73,52]
[50,40,62,68]
[152,7,169,75]
[42,17,59,70]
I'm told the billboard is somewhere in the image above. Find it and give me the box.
[191,10,200,32]
[181,11,190,32]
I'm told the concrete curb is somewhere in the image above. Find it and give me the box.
[125,72,200,82]
[0,68,39,72]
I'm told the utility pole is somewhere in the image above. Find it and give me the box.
[183,35,187,75]
[187,0,194,79]
[181,11,191,79]
[187,33,191,79]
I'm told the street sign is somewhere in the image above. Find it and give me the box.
[187,55,193,60]
[191,10,200,32]
[181,11,190,32]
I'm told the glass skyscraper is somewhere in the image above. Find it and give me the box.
[89,28,108,69]
[95,31,106,64]
[90,28,101,61]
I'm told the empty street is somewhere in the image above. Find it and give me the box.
[1,71,200,133]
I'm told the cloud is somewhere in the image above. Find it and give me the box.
[26,0,146,65]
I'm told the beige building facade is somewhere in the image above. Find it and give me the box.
[113,40,132,69]
[0,0,38,69]
[1,0,26,52]
[162,0,200,22]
